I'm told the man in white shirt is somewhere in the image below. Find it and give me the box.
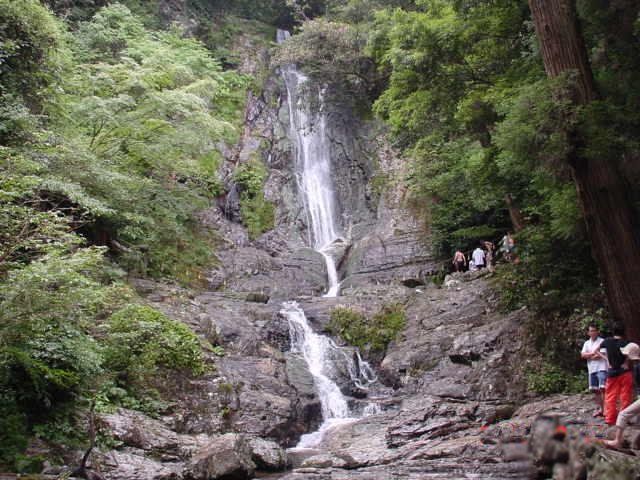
[581,323,608,417]
[471,245,486,269]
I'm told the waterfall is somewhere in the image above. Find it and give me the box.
[278,29,341,298]
[278,29,378,449]
[282,302,349,420]
[280,302,377,448]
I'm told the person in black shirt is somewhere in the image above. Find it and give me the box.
[604,343,640,449]
[601,326,633,425]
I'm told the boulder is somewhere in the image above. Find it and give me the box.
[341,229,436,289]
[247,437,287,471]
[99,449,183,480]
[183,433,255,480]
[280,248,329,296]
[99,409,207,460]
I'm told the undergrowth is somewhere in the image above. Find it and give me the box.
[328,303,406,354]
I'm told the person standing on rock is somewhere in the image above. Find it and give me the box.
[471,244,486,270]
[500,232,515,262]
[600,326,633,426]
[581,323,607,417]
[452,250,466,272]
[604,342,640,449]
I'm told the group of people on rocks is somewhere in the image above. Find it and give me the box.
[581,324,640,448]
[452,232,516,273]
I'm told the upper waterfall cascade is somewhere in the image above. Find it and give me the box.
[278,29,341,298]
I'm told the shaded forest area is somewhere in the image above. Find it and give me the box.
[1,0,640,473]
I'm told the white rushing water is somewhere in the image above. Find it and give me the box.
[278,29,341,298]
[280,302,377,448]
[282,302,349,420]
[278,29,378,449]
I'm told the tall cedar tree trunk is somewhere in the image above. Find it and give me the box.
[504,194,525,232]
[529,0,640,341]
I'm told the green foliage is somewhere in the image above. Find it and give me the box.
[328,307,368,348]
[0,152,82,272]
[526,362,583,395]
[274,18,379,105]
[0,3,248,282]
[495,226,599,318]
[240,195,276,240]
[96,382,170,416]
[0,245,130,470]
[234,159,268,196]
[0,0,251,469]
[355,0,633,331]
[195,15,276,72]
[0,0,68,110]
[0,396,28,470]
[0,248,125,413]
[329,303,406,353]
[188,0,296,28]
[3,1,244,283]
[76,2,144,59]
[104,304,206,392]
[370,303,406,350]
[234,159,275,239]
[0,94,40,145]
[210,345,225,357]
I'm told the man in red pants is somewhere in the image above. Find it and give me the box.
[600,326,633,425]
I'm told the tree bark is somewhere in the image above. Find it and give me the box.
[528,0,597,103]
[528,0,640,341]
[504,193,525,232]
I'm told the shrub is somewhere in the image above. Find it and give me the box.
[0,247,126,469]
[370,303,406,351]
[526,362,583,395]
[240,194,275,239]
[328,307,369,349]
[234,159,267,196]
[0,0,67,109]
[234,159,275,239]
[104,304,206,393]
[0,395,28,470]
[328,303,406,353]
[0,248,126,414]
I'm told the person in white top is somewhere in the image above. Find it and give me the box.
[471,245,486,269]
[581,323,608,417]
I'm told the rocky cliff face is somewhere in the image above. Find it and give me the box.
[203,72,435,300]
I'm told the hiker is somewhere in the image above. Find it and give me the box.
[499,232,515,262]
[580,323,607,417]
[452,250,466,272]
[600,326,633,426]
[483,240,495,272]
[471,244,486,270]
[604,342,640,449]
